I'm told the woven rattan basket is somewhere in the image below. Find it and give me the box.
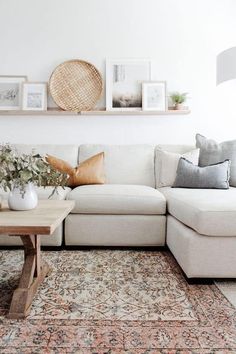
[49,59,103,111]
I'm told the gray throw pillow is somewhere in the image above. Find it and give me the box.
[196,134,236,186]
[173,158,230,189]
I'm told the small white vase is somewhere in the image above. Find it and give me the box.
[8,183,38,211]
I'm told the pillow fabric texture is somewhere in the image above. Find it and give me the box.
[155,148,200,187]
[173,157,231,189]
[196,134,236,186]
[46,152,105,187]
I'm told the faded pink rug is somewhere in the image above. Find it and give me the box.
[0,249,236,353]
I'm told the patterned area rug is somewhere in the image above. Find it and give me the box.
[0,249,236,353]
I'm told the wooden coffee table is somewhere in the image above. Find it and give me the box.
[0,200,74,319]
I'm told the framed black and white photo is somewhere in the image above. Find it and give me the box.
[142,81,167,111]
[22,82,47,111]
[106,58,152,111]
[0,76,27,110]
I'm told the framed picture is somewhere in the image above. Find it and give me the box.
[142,81,167,111]
[22,82,47,111]
[0,76,27,110]
[106,58,152,111]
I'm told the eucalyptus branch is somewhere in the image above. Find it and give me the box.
[0,144,68,197]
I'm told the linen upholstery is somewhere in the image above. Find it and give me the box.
[155,148,199,187]
[173,158,230,189]
[160,187,236,236]
[65,214,166,246]
[196,134,236,186]
[156,144,196,154]
[79,144,155,187]
[167,215,236,278]
[13,144,78,166]
[66,184,166,215]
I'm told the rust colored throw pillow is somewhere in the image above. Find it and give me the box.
[46,152,105,187]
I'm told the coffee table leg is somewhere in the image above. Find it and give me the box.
[7,234,50,319]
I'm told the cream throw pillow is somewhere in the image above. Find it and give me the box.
[155,148,200,187]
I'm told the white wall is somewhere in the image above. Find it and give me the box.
[0,0,236,145]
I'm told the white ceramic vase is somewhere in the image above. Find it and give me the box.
[8,183,38,211]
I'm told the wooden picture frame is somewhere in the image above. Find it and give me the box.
[0,76,27,110]
[22,82,47,111]
[142,81,167,111]
[106,58,152,111]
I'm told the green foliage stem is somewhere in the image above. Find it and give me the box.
[0,144,68,197]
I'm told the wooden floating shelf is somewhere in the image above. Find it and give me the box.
[0,108,190,116]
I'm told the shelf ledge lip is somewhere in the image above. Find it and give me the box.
[0,109,191,116]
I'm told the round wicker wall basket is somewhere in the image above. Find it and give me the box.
[49,59,103,112]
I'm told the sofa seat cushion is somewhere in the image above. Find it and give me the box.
[67,184,166,215]
[0,186,71,201]
[160,187,236,236]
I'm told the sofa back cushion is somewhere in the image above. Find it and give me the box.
[13,144,79,167]
[156,144,195,154]
[79,144,155,187]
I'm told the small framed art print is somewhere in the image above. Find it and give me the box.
[142,81,167,111]
[0,76,27,110]
[22,82,47,111]
[106,58,152,111]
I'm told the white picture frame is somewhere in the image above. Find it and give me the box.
[22,82,47,111]
[0,76,27,110]
[106,58,152,111]
[142,81,167,111]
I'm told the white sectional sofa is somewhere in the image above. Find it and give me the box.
[65,144,166,246]
[1,143,236,279]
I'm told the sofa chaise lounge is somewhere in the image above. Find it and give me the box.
[1,143,236,279]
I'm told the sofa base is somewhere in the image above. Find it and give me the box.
[167,215,236,278]
[65,214,166,246]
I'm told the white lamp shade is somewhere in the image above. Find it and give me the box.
[217,47,236,85]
